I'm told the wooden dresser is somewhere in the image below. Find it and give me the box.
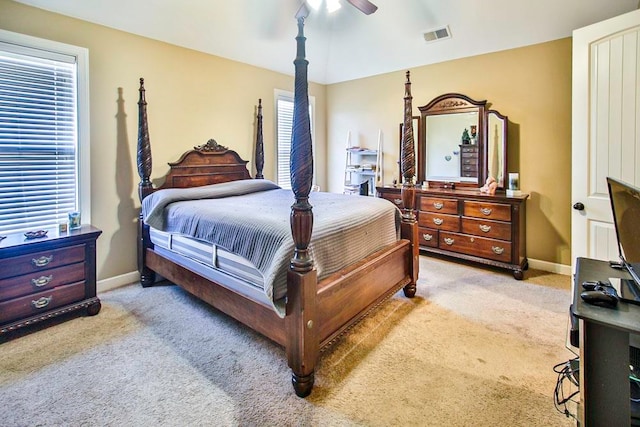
[0,225,102,335]
[378,186,528,279]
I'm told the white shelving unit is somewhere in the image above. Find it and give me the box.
[343,131,383,196]
[344,148,379,196]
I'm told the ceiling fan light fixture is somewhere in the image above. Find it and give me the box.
[307,0,322,11]
[326,0,342,13]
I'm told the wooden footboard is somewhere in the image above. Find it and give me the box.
[317,240,412,347]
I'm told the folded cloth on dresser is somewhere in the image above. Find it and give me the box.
[142,179,400,316]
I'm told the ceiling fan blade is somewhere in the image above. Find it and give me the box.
[295,2,310,19]
[346,0,378,15]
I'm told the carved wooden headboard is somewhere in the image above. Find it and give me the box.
[159,139,251,190]
[136,78,264,202]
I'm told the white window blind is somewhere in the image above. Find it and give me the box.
[0,36,84,235]
[276,96,294,189]
[275,91,314,190]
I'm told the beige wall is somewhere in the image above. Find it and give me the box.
[0,0,327,281]
[326,39,573,266]
[1,0,572,277]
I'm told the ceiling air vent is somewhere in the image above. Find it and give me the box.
[423,26,451,43]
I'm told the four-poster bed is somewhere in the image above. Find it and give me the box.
[136,16,418,397]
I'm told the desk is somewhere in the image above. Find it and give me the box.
[571,257,640,426]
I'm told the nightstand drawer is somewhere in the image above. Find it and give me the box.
[0,244,85,280]
[0,281,86,324]
[0,262,86,302]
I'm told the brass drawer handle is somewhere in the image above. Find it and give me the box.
[480,208,492,216]
[433,202,443,210]
[393,198,402,205]
[444,237,454,245]
[433,218,444,226]
[31,275,53,287]
[32,255,53,267]
[492,246,505,255]
[479,224,491,233]
[32,296,52,309]
[422,233,433,241]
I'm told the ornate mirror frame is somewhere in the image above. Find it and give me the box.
[486,109,508,189]
[418,93,487,187]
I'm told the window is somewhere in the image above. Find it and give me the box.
[275,90,314,190]
[0,30,89,235]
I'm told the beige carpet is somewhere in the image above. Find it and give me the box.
[0,256,577,426]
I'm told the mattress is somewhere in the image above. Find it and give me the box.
[150,228,265,290]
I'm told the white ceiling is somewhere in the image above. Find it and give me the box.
[13,0,640,84]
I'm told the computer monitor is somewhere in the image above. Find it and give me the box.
[607,177,640,304]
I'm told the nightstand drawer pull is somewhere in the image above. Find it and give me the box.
[31,255,53,267]
[479,224,491,233]
[422,233,433,241]
[393,198,402,205]
[32,296,52,309]
[31,275,53,287]
[433,218,444,226]
[492,246,505,255]
[433,202,443,210]
[444,237,454,246]
[480,207,492,216]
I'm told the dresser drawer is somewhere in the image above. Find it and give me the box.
[461,156,477,166]
[440,231,512,262]
[0,262,85,302]
[418,212,460,231]
[0,281,86,324]
[0,244,85,280]
[418,227,438,248]
[380,193,404,209]
[460,146,478,155]
[461,217,511,241]
[419,196,457,214]
[463,201,511,222]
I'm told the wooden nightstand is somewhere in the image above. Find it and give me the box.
[0,225,102,335]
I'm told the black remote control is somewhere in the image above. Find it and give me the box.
[580,285,619,308]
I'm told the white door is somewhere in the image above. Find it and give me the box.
[571,9,640,269]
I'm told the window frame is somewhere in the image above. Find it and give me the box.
[274,89,315,190]
[0,29,90,233]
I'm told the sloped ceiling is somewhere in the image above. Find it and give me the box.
[12,0,640,84]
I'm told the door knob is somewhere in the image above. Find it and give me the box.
[573,202,585,211]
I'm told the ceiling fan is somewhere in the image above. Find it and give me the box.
[343,0,378,15]
[297,0,378,18]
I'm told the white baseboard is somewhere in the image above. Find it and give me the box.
[97,271,139,293]
[527,258,572,276]
[97,258,572,293]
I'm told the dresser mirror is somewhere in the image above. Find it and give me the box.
[416,93,508,189]
[486,109,508,188]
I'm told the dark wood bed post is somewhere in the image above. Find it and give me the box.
[286,15,318,398]
[255,99,265,179]
[137,78,156,287]
[400,71,419,298]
